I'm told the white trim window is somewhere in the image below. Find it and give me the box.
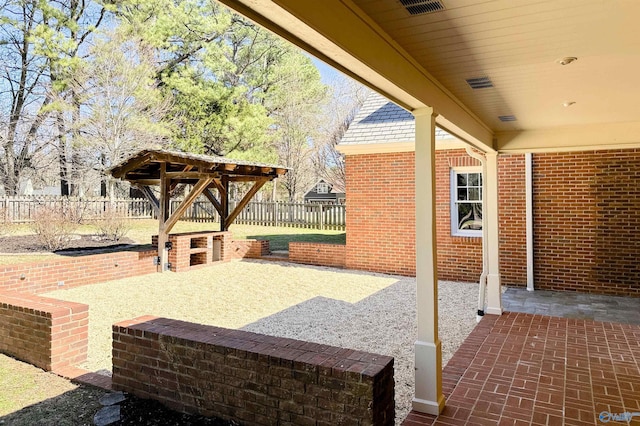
[451,167,483,236]
[316,182,329,194]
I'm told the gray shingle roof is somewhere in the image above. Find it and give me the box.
[339,92,453,146]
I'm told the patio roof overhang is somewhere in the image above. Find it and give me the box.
[210,0,640,418]
[109,149,287,272]
[216,0,640,154]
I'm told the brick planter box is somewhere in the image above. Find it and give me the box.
[0,247,157,294]
[0,291,88,372]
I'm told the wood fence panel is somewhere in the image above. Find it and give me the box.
[0,196,345,230]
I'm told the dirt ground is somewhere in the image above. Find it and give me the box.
[0,234,135,253]
[0,355,236,426]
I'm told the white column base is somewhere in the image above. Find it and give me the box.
[485,273,503,315]
[413,340,445,415]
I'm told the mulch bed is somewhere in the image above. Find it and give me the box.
[0,234,135,254]
[113,394,237,426]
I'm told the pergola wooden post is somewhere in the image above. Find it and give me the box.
[109,149,287,272]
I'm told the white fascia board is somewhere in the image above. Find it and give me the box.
[338,139,469,155]
[496,121,640,153]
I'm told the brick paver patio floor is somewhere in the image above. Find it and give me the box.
[404,312,640,425]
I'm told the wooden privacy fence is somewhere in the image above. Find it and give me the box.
[0,196,153,223]
[185,200,346,230]
[0,196,345,230]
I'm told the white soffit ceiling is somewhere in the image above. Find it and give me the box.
[353,0,640,132]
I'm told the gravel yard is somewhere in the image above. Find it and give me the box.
[44,260,478,424]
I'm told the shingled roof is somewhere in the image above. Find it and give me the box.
[108,149,287,183]
[339,91,454,146]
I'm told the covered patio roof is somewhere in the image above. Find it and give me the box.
[215,0,640,419]
[217,0,640,154]
[109,149,287,272]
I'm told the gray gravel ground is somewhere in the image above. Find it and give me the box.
[45,260,479,424]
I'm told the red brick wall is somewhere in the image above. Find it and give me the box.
[0,248,157,294]
[229,239,270,259]
[434,150,483,281]
[345,152,416,276]
[498,154,528,286]
[533,149,640,295]
[345,150,528,284]
[0,291,88,371]
[113,316,395,425]
[289,242,346,268]
[345,150,487,280]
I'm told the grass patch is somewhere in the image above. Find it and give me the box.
[0,354,105,422]
[0,220,345,265]
[122,220,345,250]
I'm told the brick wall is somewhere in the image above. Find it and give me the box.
[497,154,528,286]
[113,316,395,425]
[434,150,483,281]
[533,149,640,295]
[345,150,528,284]
[345,150,487,280]
[0,247,157,294]
[289,242,346,268]
[229,239,270,259]
[345,152,416,276]
[0,291,88,371]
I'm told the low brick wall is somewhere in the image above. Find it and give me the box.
[229,239,270,259]
[0,291,88,372]
[113,316,394,425]
[0,247,157,294]
[289,242,346,268]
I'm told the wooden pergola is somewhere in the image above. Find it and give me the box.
[109,149,287,272]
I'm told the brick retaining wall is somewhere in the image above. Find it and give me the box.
[230,239,270,259]
[0,247,157,294]
[289,242,346,268]
[0,291,88,371]
[113,316,394,425]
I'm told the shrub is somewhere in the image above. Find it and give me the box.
[31,206,79,251]
[0,208,10,237]
[94,206,132,241]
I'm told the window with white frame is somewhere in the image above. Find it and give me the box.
[451,168,483,236]
[316,182,329,194]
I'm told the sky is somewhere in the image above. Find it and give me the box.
[310,57,344,85]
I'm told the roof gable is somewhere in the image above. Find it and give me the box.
[340,92,454,146]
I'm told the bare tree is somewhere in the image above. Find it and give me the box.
[0,0,54,195]
[267,52,328,202]
[313,76,369,190]
[73,32,171,198]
